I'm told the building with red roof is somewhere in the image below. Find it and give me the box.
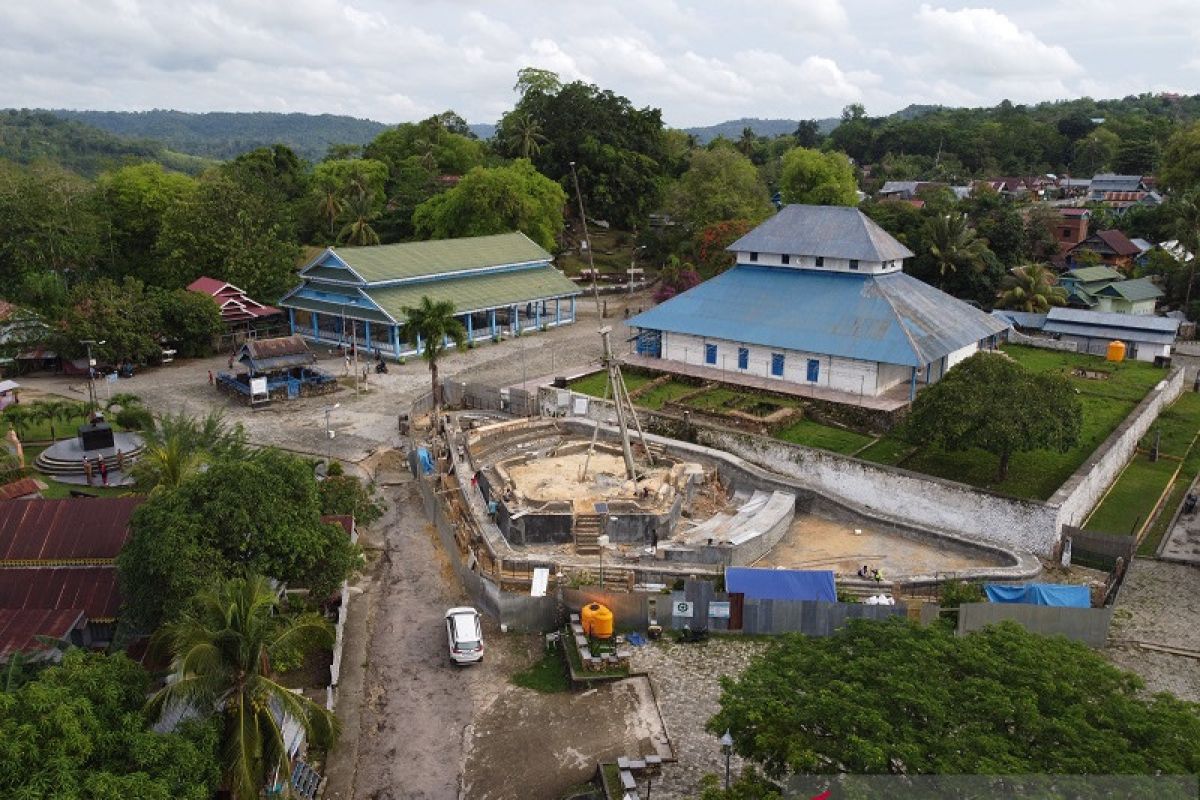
[187,276,281,326]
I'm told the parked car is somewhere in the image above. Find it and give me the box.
[445,607,484,665]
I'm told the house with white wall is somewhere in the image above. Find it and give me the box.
[628,205,1009,403]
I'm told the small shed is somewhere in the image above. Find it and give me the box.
[237,335,316,375]
[217,335,335,403]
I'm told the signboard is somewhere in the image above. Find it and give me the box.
[572,396,589,416]
[250,377,269,404]
[530,567,549,598]
[673,601,693,618]
[708,601,730,619]
[105,372,118,384]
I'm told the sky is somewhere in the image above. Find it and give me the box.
[2,0,1198,128]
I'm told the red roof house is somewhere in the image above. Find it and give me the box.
[0,607,86,662]
[187,277,281,325]
[0,497,142,565]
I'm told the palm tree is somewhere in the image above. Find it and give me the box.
[402,296,467,413]
[147,575,338,800]
[313,176,345,241]
[925,213,992,286]
[1,405,33,440]
[737,126,757,157]
[24,402,57,443]
[133,410,247,491]
[338,190,380,247]
[997,264,1068,313]
[46,399,86,442]
[1172,193,1200,310]
[503,112,547,160]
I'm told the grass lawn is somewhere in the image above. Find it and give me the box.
[1143,391,1200,457]
[856,437,916,465]
[775,419,874,455]
[860,346,1166,499]
[557,229,640,276]
[636,380,697,410]
[682,386,745,412]
[511,648,570,693]
[568,370,653,400]
[1083,455,1179,536]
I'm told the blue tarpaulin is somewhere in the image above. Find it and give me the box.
[984,583,1091,608]
[417,447,435,475]
[725,567,837,602]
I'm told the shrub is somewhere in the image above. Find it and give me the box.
[114,403,154,431]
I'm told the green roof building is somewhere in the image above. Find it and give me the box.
[1059,266,1162,315]
[279,233,581,357]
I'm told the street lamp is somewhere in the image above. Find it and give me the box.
[80,339,106,413]
[323,403,341,465]
[720,729,734,791]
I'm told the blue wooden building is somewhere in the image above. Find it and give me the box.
[280,232,581,357]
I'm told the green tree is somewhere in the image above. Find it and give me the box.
[1172,193,1200,310]
[132,410,248,492]
[500,111,548,160]
[402,296,467,413]
[94,163,196,285]
[692,219,757,278]
[924,213,993,284]
[412,160,566,251]
[997,263,1068,312]
[666,148,772,231]
[1160,122,1200,192]
[153,287,222,357]
[778,147,858,206]
[148,574,337,800]
[1073,128,1120,174]
[338,189,382,246]
[792,119,823,148]
[118,448,359,632]
[53,276,164,364]
[0,649,220,800]
[903,351,1081,481]
[319,473,384,526]
[709,619,1200,779]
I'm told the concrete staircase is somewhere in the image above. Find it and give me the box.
[573,513,603,555]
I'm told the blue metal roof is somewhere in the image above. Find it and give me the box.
[629,266,1009,367]
[725,567,837,601]
[990,310,1047,329]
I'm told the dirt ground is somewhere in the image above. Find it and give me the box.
[754,513,1008,577]
[462,675,671,800]
[1106,559,1200,702]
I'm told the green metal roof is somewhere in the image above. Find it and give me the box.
[1063,265,1123,283]
[368,265,580,319]
[283,296,394,324]
[321,233,551,284]
[304,265,358,283]
[1096,277,1163,303]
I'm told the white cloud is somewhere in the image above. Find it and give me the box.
[911,5,1082,79]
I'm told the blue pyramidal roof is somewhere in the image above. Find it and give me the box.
[629,266,1009,368]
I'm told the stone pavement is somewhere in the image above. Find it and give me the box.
[628,637,770,799]
[1157,487,1200,564]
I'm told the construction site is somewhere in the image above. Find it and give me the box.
[421,328,1036,596]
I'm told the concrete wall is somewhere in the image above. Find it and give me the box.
[1052,367,1184,530]
[957,602,1114,647]
[698,427,1062,555]
[729,251,900,275]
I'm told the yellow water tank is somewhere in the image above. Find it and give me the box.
[1106,340,1126,362]
[581,602,614,639]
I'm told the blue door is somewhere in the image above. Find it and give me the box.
[287,377,300,399]
[806,359,820,382]
[704,343,717,365]
[771,353,784,377]
[737,347,749,370]
[636,330,662,358]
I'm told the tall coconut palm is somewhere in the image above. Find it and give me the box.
[502,112,547,160]
[313,176,345,240]
[997,264,1068,313]
[0,405,33,440]
[402,296,467,413]
[147,574,338,800]
[47,399,87,441]
[338,190,380,247]
[926,213,992,285]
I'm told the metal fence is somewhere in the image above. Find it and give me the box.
[957,602,1114,647]
[1062,526,1136,572]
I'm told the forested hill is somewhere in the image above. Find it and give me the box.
[0,109,214,176]
[684,116,838,144]
[50,109,391,161]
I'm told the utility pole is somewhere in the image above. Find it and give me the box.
[80,339,104,412]
[569,160,603,316]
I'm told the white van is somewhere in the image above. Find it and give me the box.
[445,607,484,665]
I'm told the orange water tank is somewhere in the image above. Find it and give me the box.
[581,603,614,639]
[1106,340,1126,362]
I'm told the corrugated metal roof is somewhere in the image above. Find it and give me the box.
[1091,174,1144,192]
[283,296,394,324]
[629,266,1008,367]
[0,497,141,564]
[1042,321,1176,345]
[727,205,914,262]
[0,477,41,501]
[368,265,580,320]
[1096,277,1162,303]
[238,335,316,373]
[990,310,1047,329]
[1064,266,1123,283]
[318,233,552,284]
[0,607,84,660]
[1046,307,1179,332]
[0,566,120,619]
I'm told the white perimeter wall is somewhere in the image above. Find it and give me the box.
[663,332,886,396]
